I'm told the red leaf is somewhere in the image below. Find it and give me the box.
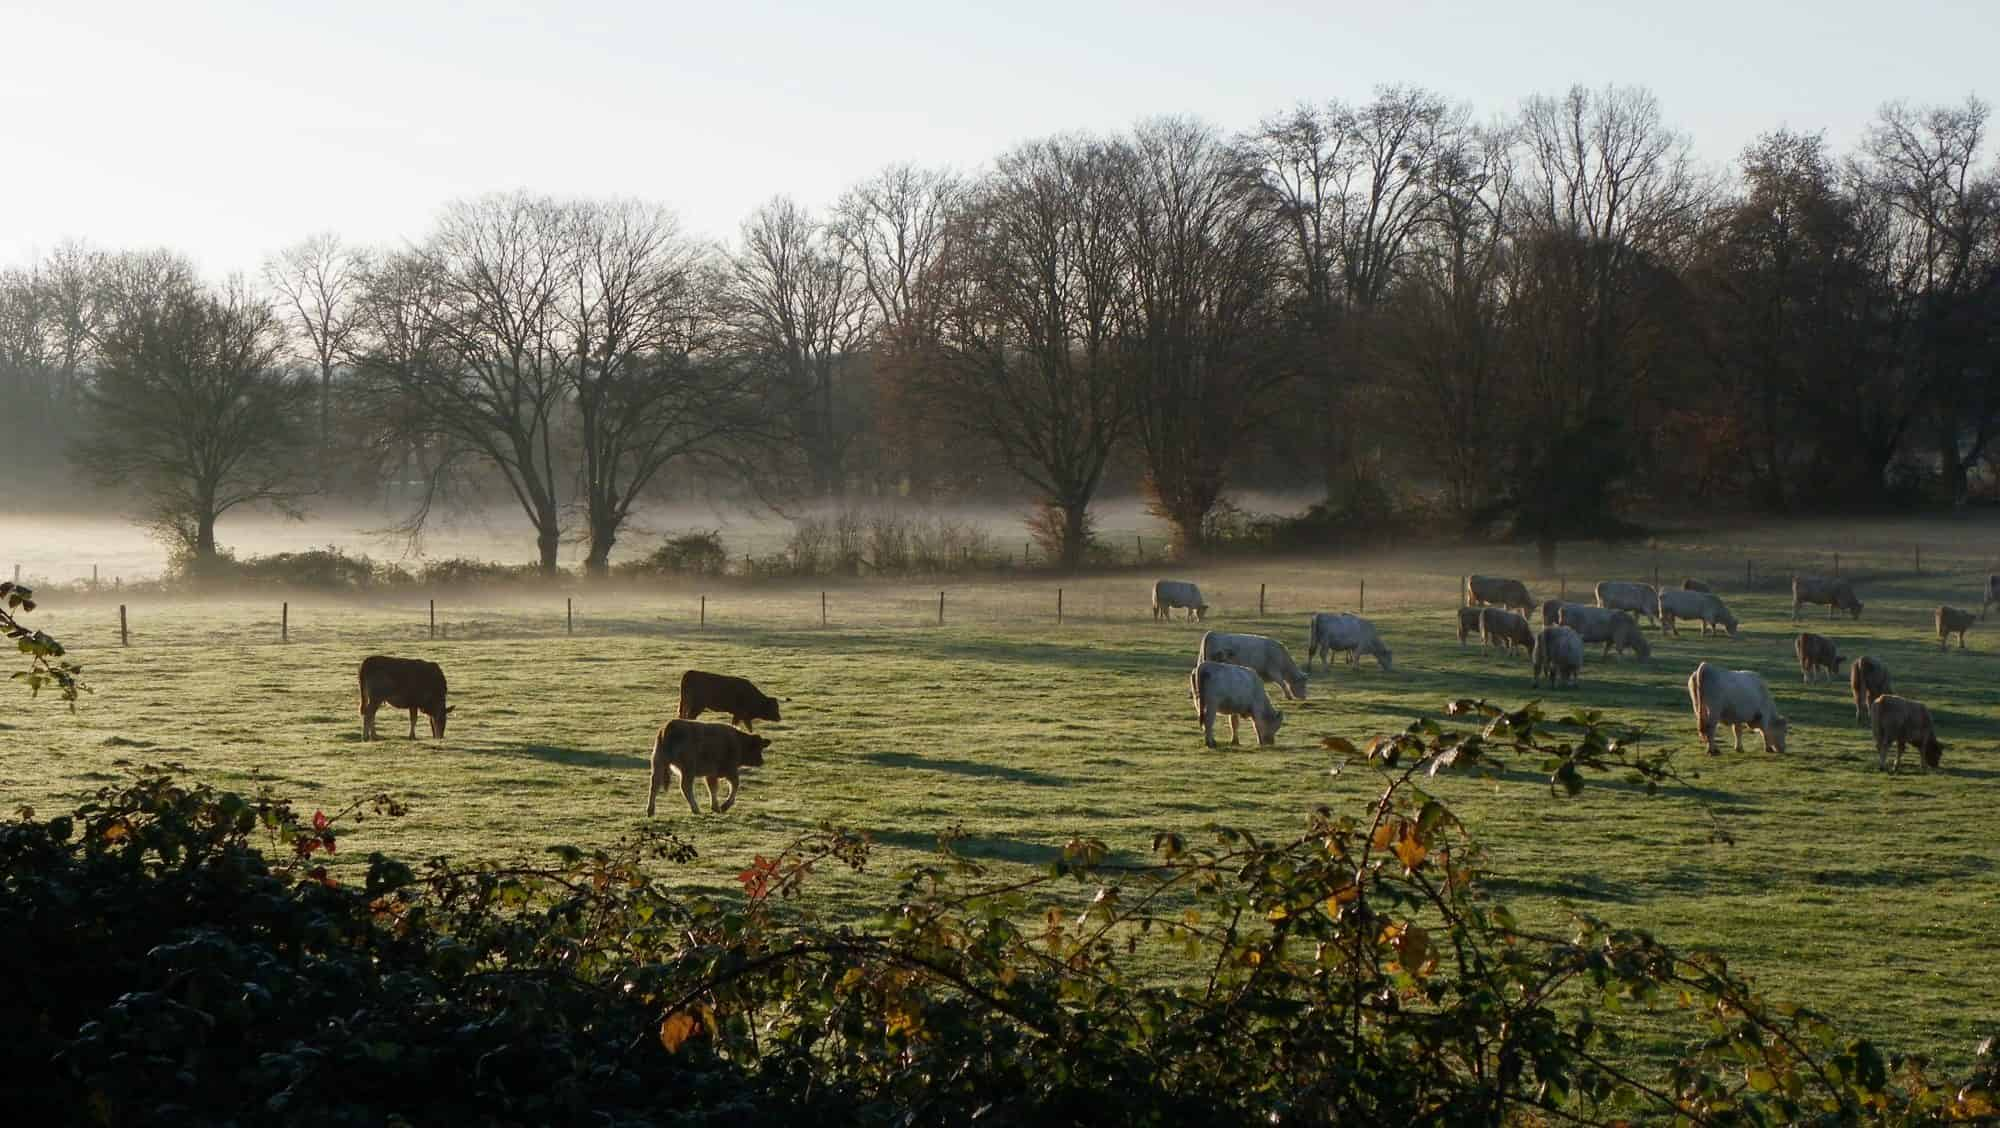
[312,810,329,832]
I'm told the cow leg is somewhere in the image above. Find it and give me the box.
[362,701,376,741]
[718,770,740,812]
[408,708,418,739]
[680,768,700,814]
[1731,724,1745,753]
[1202,709,1217,749]
[704,775,722,812]
[646,755,663,817]
[1228,715,1240,745]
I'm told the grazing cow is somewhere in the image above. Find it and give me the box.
[1200,630,1308,700]
[1595,580,1660,627]
[1456,605,1486,646]
[1658,589,1740,638]
[1937,605,1977,651]
[1687,662,1789,756]
[1850,656,1892,726]
[1189,661,1283,747]
[1791,575,1862,620]
[678,670,781,730]
[1557,604,1652,660]
[1531,626,1583,688]
[358,655,450,741]
[1870,694,1942,774]
[1465,575,1535,615]
[1307,612,1393,671]
[1682,578,1712,593]
[1152,580,1209,621]
[646,719,770,815]
[1983,574,2000,619]
[1793,632,1844,682]
[1479,607,1536,656]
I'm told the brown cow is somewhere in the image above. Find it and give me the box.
[1937,605,1976,651]
[359,655,450,741]
[1849,656,1891,726]
[1455,606,1484,646]
[1479,607,1536,656]
[647,719,770,815]
[1870,694,1942,774]
[1793,632,1844,683]
[677,670,781,730]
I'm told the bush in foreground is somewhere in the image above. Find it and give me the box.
[3,705,1995,1124]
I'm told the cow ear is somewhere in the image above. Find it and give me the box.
[445,705,457,713]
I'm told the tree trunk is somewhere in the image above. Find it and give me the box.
[1537,535,1557,573]
[584,523,615,578]
[536,527,560,574]
[1059,502,1088,572]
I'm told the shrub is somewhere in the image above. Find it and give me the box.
[623,530,729,577]
[417,557,547,586]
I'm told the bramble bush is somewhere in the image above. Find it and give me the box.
[3,704,1995,1124]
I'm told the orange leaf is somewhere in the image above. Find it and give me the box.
[1393,832,1428,872]
[659,1011,699,1053]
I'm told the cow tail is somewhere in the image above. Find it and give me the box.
[1190,665,1207,723]
[357,664,366,713]
[1691,665,1708,733]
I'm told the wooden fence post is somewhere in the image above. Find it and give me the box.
[1560,575,1566,598]
[119,604,128,646]
[821,591,827,626]
[1259,583,1266,615]
[1136,535,1142,562]
[1746,558,1753,586]
[1916,544,1922,573]
[1834,552,1840,577]
[429,599,436,639]
[1057,587,1063,624]
[93,564,98,589]
[1359,579,1365,612]
[700,595,706,626]
[938,590,945,625]
[566,597,573,635]
[281,601,288,643]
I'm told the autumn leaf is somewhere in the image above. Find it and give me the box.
[312,809,329,832]
[659,1011,699,1053]
[1393,831,1428,872]
[100,820,129,843]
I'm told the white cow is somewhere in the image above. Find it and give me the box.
[1307,612,1393,672]
[1188,661,1283,747]
[1198,630,1308,700]
[1532,625,1584,688]
[1687,661,1789,756]
[1557,604,1652,660]
[1658,589,1739,638]
[1594,580,1660,627]
[1152,579,1209,621]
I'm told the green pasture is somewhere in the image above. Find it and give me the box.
[9,517,2000,1070]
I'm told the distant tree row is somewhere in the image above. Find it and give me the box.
[2,85,1994,573]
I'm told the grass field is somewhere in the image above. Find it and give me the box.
[10,516,2000,1072]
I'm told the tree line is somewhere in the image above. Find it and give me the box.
[2,84,1994,574]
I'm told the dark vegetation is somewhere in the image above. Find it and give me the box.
[4,87,1995,575]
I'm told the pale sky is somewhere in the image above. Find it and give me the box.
[4,0,1993,278]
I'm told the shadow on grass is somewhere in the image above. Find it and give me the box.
[856,749,1066,787]
[490,741,649,770]
[863,826,1067,866]
[1486,871,1638,904]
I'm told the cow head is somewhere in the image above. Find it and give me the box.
[756,694,782,724]
[1921,734,1944,769]
[1370,641,1393,672]
[1254,706,1283,746]
[1719,610,1740,638]
[430,703,453,738]
[1846,597,1865,619]
[1762,713,1789,755]
[1284,671,1309,700]
[740,734,771,768]
[1194,603,1210,621]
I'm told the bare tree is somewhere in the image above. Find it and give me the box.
[558,200,763,576]
[1375,122,1518,513]
[1250,88,1461,498]
[1856,97,1999,504]
[265,233,370,478]
[725,197,873,499]
[930,135,1133,568]
[832,165,962,496]
[1497,85,1713,567]
[1120,117,1289,550]
[354,194,571,572]
[76,253,310,571]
